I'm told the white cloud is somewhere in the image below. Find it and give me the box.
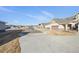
[41,11,54,18]
[13,20,19,23]
[25,11,55,23]
[26,14,49,21]
[7,20,20,25]
[26,14,36,18]
[35,16,49,20]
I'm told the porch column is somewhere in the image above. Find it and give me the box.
[50,26,52,30]
[78,24,79,32]
[64,24,68,31]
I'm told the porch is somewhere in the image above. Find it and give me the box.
[62,23,79,32]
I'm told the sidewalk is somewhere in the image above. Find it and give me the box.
[19,32,79,53]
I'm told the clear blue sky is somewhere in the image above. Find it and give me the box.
[0,6,79,25]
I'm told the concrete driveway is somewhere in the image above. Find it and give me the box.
[19,32,79,53]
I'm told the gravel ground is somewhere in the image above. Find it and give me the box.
[19,32,79,53]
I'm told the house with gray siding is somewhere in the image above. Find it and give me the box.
[0,21,6,32]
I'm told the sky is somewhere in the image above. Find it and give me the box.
[0,6,79,25]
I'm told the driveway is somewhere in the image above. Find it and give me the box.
[19,32,79,53]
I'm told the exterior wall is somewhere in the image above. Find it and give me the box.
[75,13,79,21]
[46,25,59,30]
[51,26,58,30]
[45,21,59,30]
[38,24,45,29]
[58,25,64,30]
[0,23,6,31]
[61,24,69,31]
[45,24,52,30]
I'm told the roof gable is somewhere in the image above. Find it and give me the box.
[0,21,6,24]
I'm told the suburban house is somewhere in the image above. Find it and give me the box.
[0,21,6,32]
[45,20,59,30]
[39,13,79,32]
[38,23,46,29]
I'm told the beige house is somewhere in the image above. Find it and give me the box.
[44,13,79,32]
[38,23,45,29]
[45,21,59,30]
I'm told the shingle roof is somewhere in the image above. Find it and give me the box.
[52,16,76,24]
[39,13,79,25]
[0,21,6,24]
[39,22,50,26]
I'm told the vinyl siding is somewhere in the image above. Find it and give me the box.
[0,23,6,30]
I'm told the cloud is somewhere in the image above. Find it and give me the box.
[0,7,15,13]
[13,20,19,23]
[26,14,36,18]
[25,11,55,24]
[26,14,49,21]
[26,11,54,21]
[7,20,20,25]
[41,11,54,18]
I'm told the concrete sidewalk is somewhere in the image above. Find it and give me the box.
[19,33,79,53]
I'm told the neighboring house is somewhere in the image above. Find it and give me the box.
[41,13,79,32]
[45,20,59,30]
[7,25,18,30]
[38,23,46,29]
[0,21,6,32]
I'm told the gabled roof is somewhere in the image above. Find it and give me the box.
[39,22,50,26]
[0,21,6,24]
[39,13,79,25]
[52,16,76,24]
